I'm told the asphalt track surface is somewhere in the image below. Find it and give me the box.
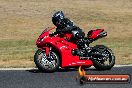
[0,66,131,88]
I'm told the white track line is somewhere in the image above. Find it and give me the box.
[114,64,132,67]
[0,65,132,70]
[0,68,37,70]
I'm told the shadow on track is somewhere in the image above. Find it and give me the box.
[26,67,105,73]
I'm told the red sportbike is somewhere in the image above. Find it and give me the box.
[34,27,115,72]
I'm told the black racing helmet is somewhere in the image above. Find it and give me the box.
[52,11,65,26]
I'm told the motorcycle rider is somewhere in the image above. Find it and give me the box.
[51,11,85,43]
[50,11,88,56]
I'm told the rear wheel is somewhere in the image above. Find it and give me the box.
[34,49,60,72]
[91,45,115,70]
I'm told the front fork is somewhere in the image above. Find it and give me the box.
[39,46,52,58]
[39,47,55,68]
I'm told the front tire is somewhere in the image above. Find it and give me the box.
[91,45,115,70]
[34,49,60,72]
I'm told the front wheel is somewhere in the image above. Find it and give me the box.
[91,45,115,70]
[34,49,60,72]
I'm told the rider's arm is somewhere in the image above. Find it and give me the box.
[49,27,65,36]
[61,26,77,33]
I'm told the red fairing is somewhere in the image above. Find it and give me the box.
[88,29,104,39]
[36,27,93,68]
[36,27,55,47]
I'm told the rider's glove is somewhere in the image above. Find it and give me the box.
[49,33,54,37]
[49,32,58,37]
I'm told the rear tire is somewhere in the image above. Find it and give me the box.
[34,49,60,72]
[92,45,115,70]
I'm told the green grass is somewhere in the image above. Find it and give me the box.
[0,40,36,67]
[0,40,35,57]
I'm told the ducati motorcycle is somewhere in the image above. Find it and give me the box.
[34,27,115,72]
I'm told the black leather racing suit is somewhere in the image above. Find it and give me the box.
[51,18,85,40]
